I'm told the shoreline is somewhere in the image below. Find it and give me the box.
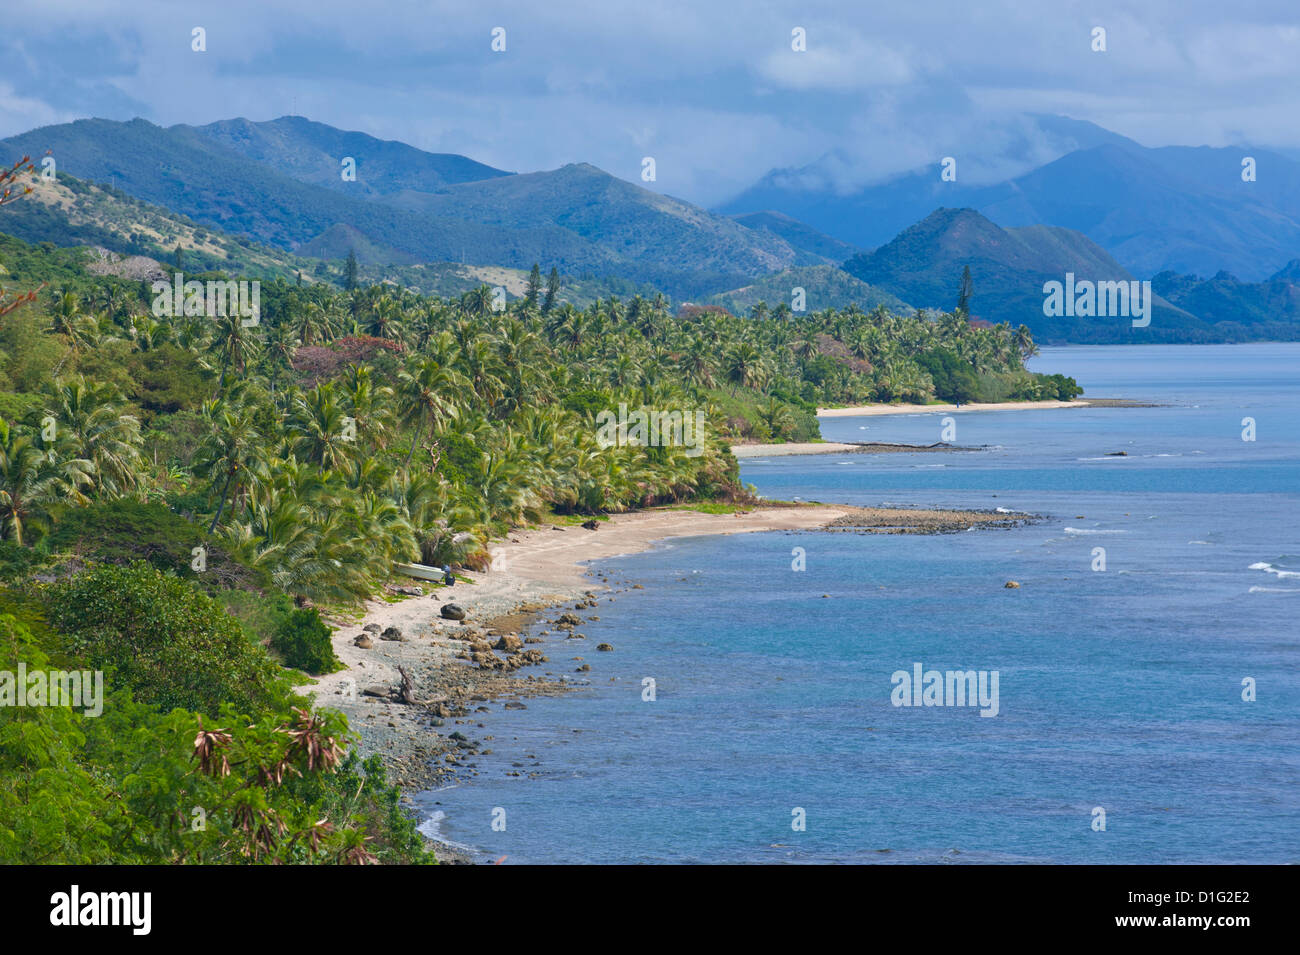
[817,399,1090,417]
[731,440,965,458]
[298,504,847,862]
[297,503,1029,863]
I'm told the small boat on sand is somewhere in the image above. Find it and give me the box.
[394,562,445,581]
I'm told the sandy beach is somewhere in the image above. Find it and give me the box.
[297,505,848,848]
[730,440,962,458]
[817,399,1090,417]
[296,501,1027,861]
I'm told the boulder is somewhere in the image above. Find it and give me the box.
[471,652,505,670]
[380,626,406,641]
[494,634,524,652]
[353,634,374,648]
[441,604,467,621]
[362,623,382,634]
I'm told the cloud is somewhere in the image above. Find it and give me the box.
[0,83,75,138]
[3,0,1300,204]
[757,31,917,91]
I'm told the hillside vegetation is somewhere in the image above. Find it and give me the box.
[2,120,807,298]
[0,155,1075,863]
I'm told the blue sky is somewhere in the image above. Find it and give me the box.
[4,0,1299,204]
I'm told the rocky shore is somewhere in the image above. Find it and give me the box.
[296,503,1034,863]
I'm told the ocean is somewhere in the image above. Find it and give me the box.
[417,343,1300,863]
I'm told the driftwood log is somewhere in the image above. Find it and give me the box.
[396,666,418,705]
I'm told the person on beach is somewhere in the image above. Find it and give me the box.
[443,565,454,587]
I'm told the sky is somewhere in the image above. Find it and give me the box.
[4,0,1299,205]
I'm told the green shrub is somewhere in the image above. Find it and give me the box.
[0,608,432,865]
[0,541,36,582]
[0,390,43,423]
[126,344,212,416]
[271,607,341,675]
[45,561,292,715]
[216,587,294,646]
[918,348,980,403]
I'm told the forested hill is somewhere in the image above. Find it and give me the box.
[1,118,810,299]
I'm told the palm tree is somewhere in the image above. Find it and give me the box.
[724,342,763,394]
[128,314,173,351]
[462,285,494,319]
[267,322,300,392]
[460,338,505,409]
[340,364,396,450]
[293,302,332,346]
[1013,324,1039,361]
[397,357,462,476]
[47,289,84,336]
[0,419,92,544]
[42,377,144,499]
[678,338,716,389]
[288,383,355,471]
[195,404,263,533]
[364,294,405,341]
[210,311,261,396]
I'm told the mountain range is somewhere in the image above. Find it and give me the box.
[3,114,1300,342]
[1,117,831,299]
[720,117,1300,283]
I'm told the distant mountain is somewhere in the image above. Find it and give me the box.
[192,116,511,199]
[380,162,801,272]
[706,265,907,315]
[842,208,1200,343]
[718,164,977,253]
[1152,262,1300,340]
[720,115,1300,282]
[2,118,435,252]
[2,118,810,298]
[728,211,861,263]
[716,115,1142,251]
[975,144,1300,282]
[0,168,678,307]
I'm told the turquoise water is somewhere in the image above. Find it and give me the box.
[418,344,1300,863]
